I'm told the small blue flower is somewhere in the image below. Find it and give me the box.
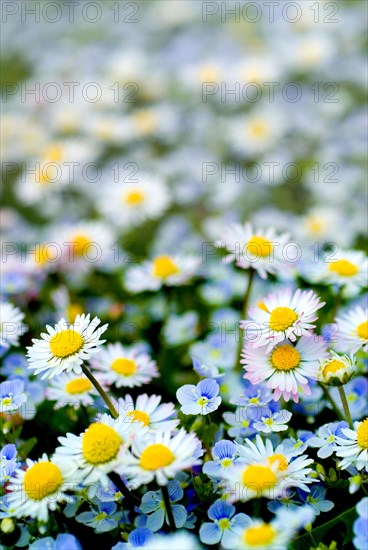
[223,407,257,439]
[253,408,292,433]
[298,485,334,515]
[1,443,19,483]
[76,501,121,533]
[192,357,225,381]
[2,353,28,378]
[199,499,249,546]
[281,431,314,456]
[330,376,368,420]
[203,440,239,479]
[190,333,236,370]
[0,379,27,414]
[29,534,82,550]
[112,528,154,549]
[353,497,368,550]
[177,378,221,415]
[308,421,348,458]
[139,480,187,531]
[163,312,199,347]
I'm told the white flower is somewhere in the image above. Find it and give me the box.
[125,254,200,292]
[45,372,100,409]
[318,351,356,386]
[7,454,80,522]
[27,314,108,379]
[335,304,368,353]
[90,342,159,388]
[335,417,368,471]
[241,288,325,352]
[216,223,290,279]
[242,336,328,402]
[115,393,179,433]
[121,429,203,487]
[54,413,147,486]
[0,302,27,349]
[310,250,368,296]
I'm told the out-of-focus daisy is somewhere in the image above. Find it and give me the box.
[54,413,146,485]
[227,108,285,155]
[217,223,290,279]
[125,254,200,293]
[318,351,356,386]
[220,514,293,550]
[335,304,368,353]
[27,314,108,379]
[7,454,79,522]
[176,379,221,416]
[97,174,170,229]
[0,302,26,351]
[241,288,325,351]
[242,336,328,402]
[335,417,368,471]
[311,250,367,295]
[122,429,203,487]
[45,373,99,410]
[0,379,27,414]
[91,342,159,388]
[115,394,179,432]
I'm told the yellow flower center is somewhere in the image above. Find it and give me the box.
[65,377,92,395]
[43,143,63,162]
[271,345,300,371]
[49,329,84,358]
[140,443,174,470]
[248,119,269,139]
[128,410,150,426]
[242,465,277,490]
[82,423,122,464]
[322,359,345,377]
[71,234,92,256]
[357,321,368,340]
[199,65,220,82]
[221,458,233,468]
[268,453,288,472]
[34,244,57,265]
[243,523,276,547]
[133,110,157,134]
[329,259,358,277]
[95,512,108,521]
[269,307,298,332]
[24,462,63,501]
[152,256,179,279]
[111,358,137,376]
[247,236,273,258]
[357,418,368,449]
[123,190,145,205]
[306,216,325,235]
[218,518,231,530]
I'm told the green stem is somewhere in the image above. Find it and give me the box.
[235,268,255,371]
[320,383,343,421]
[338,385,353,429]
[81,364,118,419]
[108,472,139,505]
[161,485,176,532]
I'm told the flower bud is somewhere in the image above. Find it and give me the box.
[318,352,355,386]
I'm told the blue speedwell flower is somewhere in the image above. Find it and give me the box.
[199,499,248,546]
[0,444,19,483]
[308,421,348,458]
[177,378,221,415]
[298,485,334,515]
[353,497,368,550]
[203,440,239,479]
[0,379,27,414]
[29,534,82,550]
[139,480,187,531]
[112,528,154,549]
[76,501,121,533]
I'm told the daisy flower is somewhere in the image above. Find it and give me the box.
[318,351,356,386]
[241,336,328,402]
[7,453,80,522]
[54,413,146,486]
[90,342,159,388]
[115,394,179,432]
[45,372,100,410]
[121,429,203,487]
[97,174,170,229]
[335,417,368,471]
[176,379,221,415]
[335,304,368,353]
[241,288,325,352]
[311,250,367,295]
[125,254,200,293]
[27,314,108,379]
[216,223,290,279]
[221,515,294,550]
[0,302,27,350]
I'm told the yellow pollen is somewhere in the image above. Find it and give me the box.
[249,397,259,404]
[248,119,269,139]
[243,523,276,547]
[71,234,92,256]
[271,345,300,371]
[357,418,368,449]
[242,465,277,490]
[357,321,368,340]
[111,358,137,376]
[123,190,145,205]
[140,444,174,470]
[218,518,231,530]
[152,256,179,279]
[24,462,63,501]
[329,259,358,277]
[269,307,298,332]
[82,423,122,464]
[49,330,83,358]
[65,377,92,395]
[247,236,273,258]
[128,410,150,426]
[322,359,345,377]
[268,453,288,472]
[221,458,233,468]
